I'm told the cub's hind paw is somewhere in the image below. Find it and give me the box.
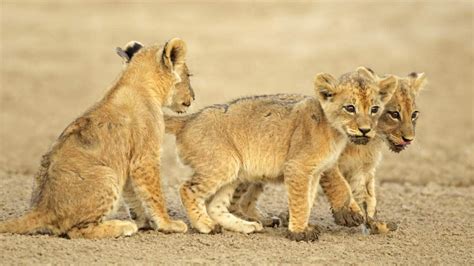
[158,219,188,234]
[239,221,263,234]
[286,224,321,242]
[192,218,222,234]
[332,206,365,227]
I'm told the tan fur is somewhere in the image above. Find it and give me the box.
[0,38,193,238]
[168,64,195,113]
[233,72,426,234]
[165,67,397,241]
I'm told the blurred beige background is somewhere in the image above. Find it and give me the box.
[0,1,473,264]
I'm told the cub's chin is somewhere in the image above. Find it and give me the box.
[348,135,370,145]
[169,107,188,114]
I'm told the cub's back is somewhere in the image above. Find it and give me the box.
[175,94,321,171]
[179,94,310,140]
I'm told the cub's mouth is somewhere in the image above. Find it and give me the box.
[387,137,410,153]
[171,106,189,114]
[348,135,370,145]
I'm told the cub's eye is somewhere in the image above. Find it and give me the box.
[344,105,356,113]
[389,111,400,120]
[370,106,380,114]
[187,73,193,77]
[411,111,419,120]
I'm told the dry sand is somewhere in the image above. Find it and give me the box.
[0,1,473,264]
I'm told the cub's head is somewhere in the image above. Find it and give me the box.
[377,72,427,152]
[314,67,398,145]
[116,38,195,113]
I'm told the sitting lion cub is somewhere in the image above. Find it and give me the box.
[0,38,192,239]
[165,67,397,241]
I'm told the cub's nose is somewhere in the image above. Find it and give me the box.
[182,101,191,107]
[402,136,414,143]
[359,128,371,135]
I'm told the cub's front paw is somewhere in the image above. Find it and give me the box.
[286,224,321,242]
[367,220,398,234]
[332,206,365,227]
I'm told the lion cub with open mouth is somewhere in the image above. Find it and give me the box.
[0,38,193,239]
[165,67,397,241]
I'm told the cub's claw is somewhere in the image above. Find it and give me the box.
[286,224,321,242]
[332,206,365,227]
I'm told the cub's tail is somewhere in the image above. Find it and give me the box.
[164,114,193,135]
[0,210,51,235]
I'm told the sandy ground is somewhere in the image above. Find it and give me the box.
[0,1,473,264]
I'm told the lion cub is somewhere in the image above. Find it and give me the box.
[0,38,192,239]
[231,71,427,234]
[321,71,427,233]
[165,67,397,241]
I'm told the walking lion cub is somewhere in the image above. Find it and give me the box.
[0,38,193,239]
[165,67,397,241]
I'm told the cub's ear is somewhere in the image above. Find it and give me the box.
[116,41,143,63]
[356,66,376,81]
[162,38,187,71]
[314,73,338,100]
[408,72,427,94]
[377,75,398,103]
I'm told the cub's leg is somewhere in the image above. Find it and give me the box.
[130,159,187,233]
[228,183,249,214]
[284,161,321,242]
[233,183,281,227]
[180,160,239,234]
[207,183,263,234]
[361,174,397,234]
[123,179,150,230]
[263,173,320,228]
[320,167,365,227]
[67,220,138,239]
[49,165,133,238]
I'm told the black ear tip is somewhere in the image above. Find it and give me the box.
[408,72,418,78]
[116,47,130,62]
[129,42,143,51]
[122,41,144,62]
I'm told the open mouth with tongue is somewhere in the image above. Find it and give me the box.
[387,138,411,153]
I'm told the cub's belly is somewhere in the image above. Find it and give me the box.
[238,152,287,183]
